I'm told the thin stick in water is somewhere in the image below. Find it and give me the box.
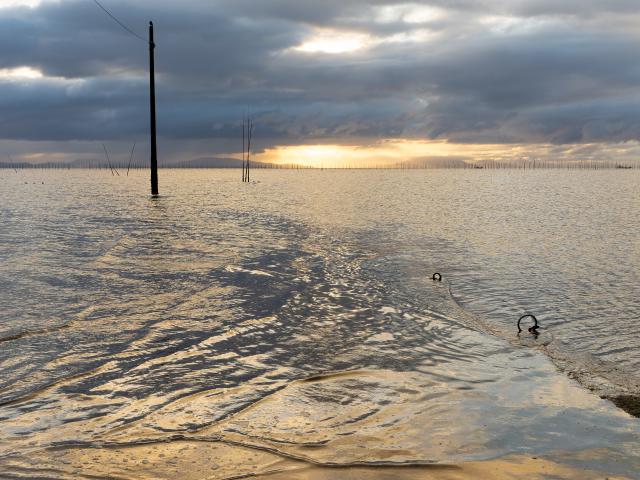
[102,144,119,176]
[242,119,246,182]
[247,117,253,182]
[126,141,136,176]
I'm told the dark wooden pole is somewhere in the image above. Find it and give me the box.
[149,21,158,196]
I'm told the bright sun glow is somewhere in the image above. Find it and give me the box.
[294,30,370,54]
[255,140,551,168]
[256,141,459,168]
[0,66,44,79]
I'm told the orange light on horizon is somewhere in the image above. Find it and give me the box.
[249,139,640,168]
[254,140,515,168]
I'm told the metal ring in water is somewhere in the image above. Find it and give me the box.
[432,273,442,282]
[517,314,539,334]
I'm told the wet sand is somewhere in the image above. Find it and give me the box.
[2,367,638,479]
[1,441,631,479]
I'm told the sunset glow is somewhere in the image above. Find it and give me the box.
[256,140,555,168]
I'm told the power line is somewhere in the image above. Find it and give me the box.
[91,0,147,44]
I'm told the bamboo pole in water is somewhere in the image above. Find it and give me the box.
[246,117,253,182]
[242,120,246,181]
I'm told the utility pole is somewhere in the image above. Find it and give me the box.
[149,21,158,196]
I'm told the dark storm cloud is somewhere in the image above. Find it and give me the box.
[1,0,640,158]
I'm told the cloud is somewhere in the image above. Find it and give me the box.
[1,0,640,163]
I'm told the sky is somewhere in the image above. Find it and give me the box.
[2,0,640,167]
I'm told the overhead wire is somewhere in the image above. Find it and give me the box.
[91,0,148,44]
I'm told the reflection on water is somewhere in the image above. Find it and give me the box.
[0,169,638,478]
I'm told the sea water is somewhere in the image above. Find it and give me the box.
[0,169,638,478]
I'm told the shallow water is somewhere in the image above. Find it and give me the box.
[0,169,638,478]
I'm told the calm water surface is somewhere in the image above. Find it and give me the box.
[0,169,638,478]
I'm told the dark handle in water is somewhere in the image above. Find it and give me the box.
[432,273,442,282]
[518,314,540,334]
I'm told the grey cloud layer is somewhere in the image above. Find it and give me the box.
[1,0,640,150]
